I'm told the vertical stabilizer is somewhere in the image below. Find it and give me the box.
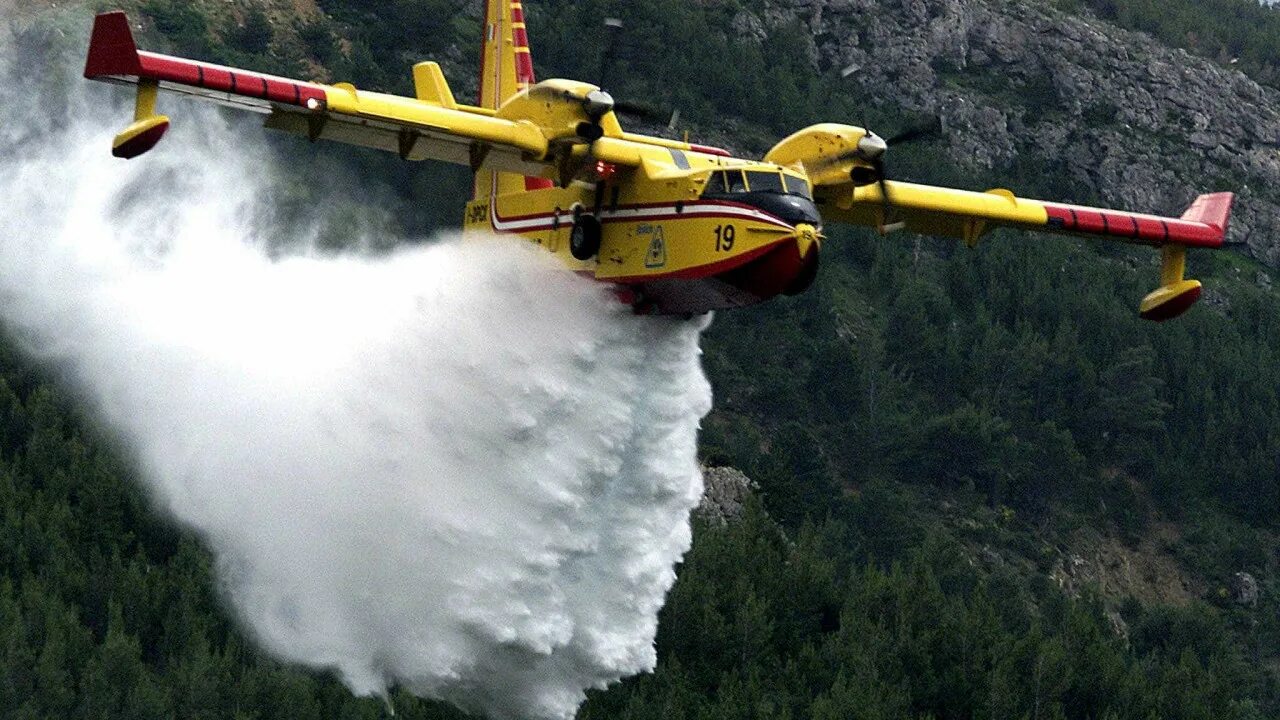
[474,0,550,202]
[478,0,535,111]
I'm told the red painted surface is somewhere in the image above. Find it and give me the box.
[509,3,550,190]
[1043,195,1229,248]
[718,238,815,300]
[688,143,732,157]
[1180,192,1234,231]
[83,12,142,77]
[619,236,819,314]
[86,11,329,110]
[112,120,169,159]
[608,241,786,285]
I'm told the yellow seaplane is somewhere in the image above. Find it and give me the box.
[84,1,1232,319]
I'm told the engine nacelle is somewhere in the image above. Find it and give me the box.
[764,123,875,187]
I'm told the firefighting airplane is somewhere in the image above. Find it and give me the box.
[84,2,1233,319]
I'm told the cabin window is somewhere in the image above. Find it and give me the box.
[745,171,784,193]
[703,171,728,195]
[784,174,812,199]
[702,169,751,197]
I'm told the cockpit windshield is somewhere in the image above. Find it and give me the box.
[783,174,812,199]
[699,168,821,228]
[746,171,784,193]
[702,169,810,199]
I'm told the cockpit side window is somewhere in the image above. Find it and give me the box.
[745,171,784,193]
[703,171,728,195]
[726,170,748,193]
[784,174,812,199]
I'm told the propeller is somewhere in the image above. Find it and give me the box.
[816,115,946,209]
[594,18,667,122]
[883,116,945,147]
[527,17,667,142]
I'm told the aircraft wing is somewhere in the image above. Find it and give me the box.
[817,181,1230,249]
[83,12,549,174]
[816,180,1233,320]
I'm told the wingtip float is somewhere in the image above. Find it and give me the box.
[83,4,1234,321]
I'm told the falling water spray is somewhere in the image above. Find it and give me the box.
[0,16,711,719]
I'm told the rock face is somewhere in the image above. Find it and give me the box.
[744,0,1280,266]
[1047,525,1198,607]
[698,466,758,525]
[1232,571,1260,607]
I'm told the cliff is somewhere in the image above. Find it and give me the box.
[736,0,1280,266]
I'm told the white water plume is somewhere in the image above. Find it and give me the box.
[0,18,711,720]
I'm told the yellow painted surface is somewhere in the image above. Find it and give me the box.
[112,115,168,151]
[817,180,1050,242]
[88,6,1230,318]
[411,62,456,108]
[764,123,874,186]
[134,79,159,121]
[464,159,802,283]
[1141,279,1201,315]
[320,85,549,158]
[1160,245,1188,286]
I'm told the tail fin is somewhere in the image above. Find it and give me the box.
[478,0,535,110]
[1179,192,1234,236]
[474,0,551,202]
[84,11,143,78]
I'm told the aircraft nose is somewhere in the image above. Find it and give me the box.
[783,224,822,296]
[794,223,821,258]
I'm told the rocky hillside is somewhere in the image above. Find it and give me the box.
[737,0,1280,265]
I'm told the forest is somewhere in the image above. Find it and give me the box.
[2,0,1279,717]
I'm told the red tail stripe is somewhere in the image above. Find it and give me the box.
[516,55,535,82]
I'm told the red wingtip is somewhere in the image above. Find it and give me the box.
[84,11,142,79]
[1180,192,1234,235]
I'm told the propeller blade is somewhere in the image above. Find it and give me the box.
[598,17,624,89]
[613,99,665,121]
[884,116,944,146]
[873,156,892,207]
